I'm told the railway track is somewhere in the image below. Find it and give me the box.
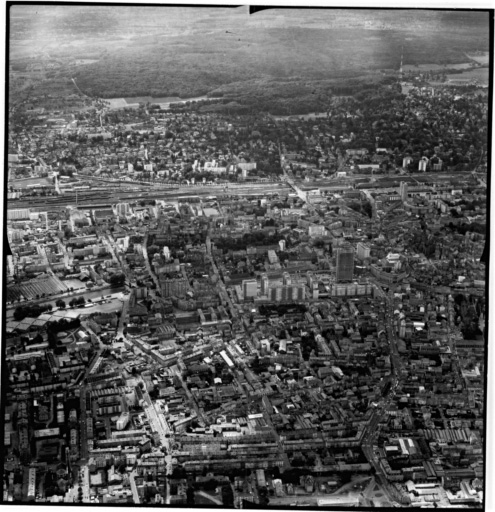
[8,183,291,211]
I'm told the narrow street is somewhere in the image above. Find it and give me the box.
[209,253,237,318]
[359,288,404,507]
[79,384,88,462]
[101,231,121,266]
[116,294,130,338]
[197,490,223,506]
[172,368,208,426]
[138,377,171,449]
[129,470,141,504]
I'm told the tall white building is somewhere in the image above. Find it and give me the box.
[268,250,278,264]
[282,272,291,286]
[242,279,258,299]
[356,242,371,261]
[260,274,269,296]
[418,157,428,171]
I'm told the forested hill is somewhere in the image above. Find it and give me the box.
[9,6,490,101]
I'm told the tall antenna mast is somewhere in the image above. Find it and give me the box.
[399,45,404,81]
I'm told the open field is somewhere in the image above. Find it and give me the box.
[466,51,489,65]
[10,177,53,189]
[446,68,490,86]
[402,62,474,72]
[105,98,128,109]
